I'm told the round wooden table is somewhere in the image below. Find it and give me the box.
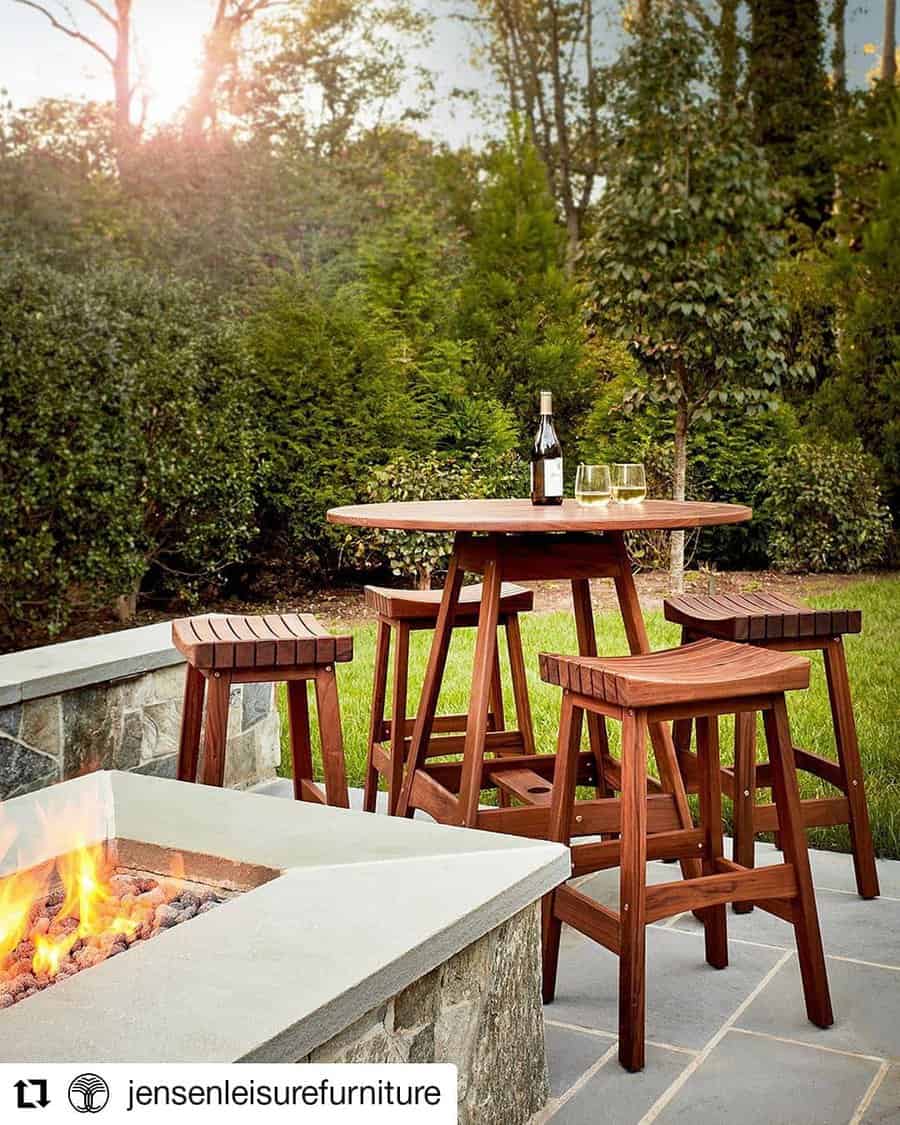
[328,499,751,842]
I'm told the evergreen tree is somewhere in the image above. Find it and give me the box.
[815,106,900,516]
[458,123,597,448]
[748,0,833,229]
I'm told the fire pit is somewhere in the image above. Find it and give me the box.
[0,828,274,1009]
[0,770,566,1112]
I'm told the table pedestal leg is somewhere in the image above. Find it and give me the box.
[396,550,464,818]
[458,558,504,827]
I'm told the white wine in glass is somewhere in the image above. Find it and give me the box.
[612,463,647,503]
[575,464,612,507]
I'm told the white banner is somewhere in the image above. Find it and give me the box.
[0,1064,457,1124]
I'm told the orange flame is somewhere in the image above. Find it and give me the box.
[0,802,187,984]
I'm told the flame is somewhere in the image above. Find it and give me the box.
[0,863,52,964]
[0,801,187,984]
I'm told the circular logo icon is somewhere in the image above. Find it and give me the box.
[68,1073,110,1114]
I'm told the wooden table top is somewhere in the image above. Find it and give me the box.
[327,498,752,533]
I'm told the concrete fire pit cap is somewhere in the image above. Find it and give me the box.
[0,772,568,1063]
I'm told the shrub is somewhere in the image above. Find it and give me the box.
[579,377,800,568]
[342,451,526,588]
[0,257,258,647]
[765,441,891,572]
[246,279,427,578]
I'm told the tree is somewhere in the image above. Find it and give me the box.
[233,0,432,154]
[183,0,278,144]
[467,0,604,265]
[589,9,799,591]
[747,0,833,228]
[10,0,140,158]
[883,0,897,85]
[832,0,848,98]
[817,106,900,516]
[458,122,597,444]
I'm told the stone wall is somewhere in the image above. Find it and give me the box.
[305,903,549,1125]
[0,627,281,801]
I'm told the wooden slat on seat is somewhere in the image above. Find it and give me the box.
[664,592,862,642]
[172,613,352,670]
[364,582,533,622]
[539,638,810,708]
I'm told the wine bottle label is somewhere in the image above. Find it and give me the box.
[531,458,563,496]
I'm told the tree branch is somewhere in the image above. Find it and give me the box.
[81,0,116,29]
[11,0,114,64]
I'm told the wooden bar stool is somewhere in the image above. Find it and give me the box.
[539,638,833,1073]
[664,593,879,909]
[173,613,352,807]
[363,583,536,815]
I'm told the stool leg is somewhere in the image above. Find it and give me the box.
[177,664,206,782]
[764,698,833,1029]
[489,639,505,732]
[572,578,612,798]
[506,615,536,755]
[364,620,391,813]
[388,624,410,815]
[732,711,757,914]
[200,671,231,787]
[288,679,314,801]
[823,637,879,900]
[542,693,580,1003]
[619,708,648,1073]
[314,667,350,809]
[697,716,728,969]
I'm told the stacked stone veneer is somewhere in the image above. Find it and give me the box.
[0,626,280,801]
[305,904,549,1125]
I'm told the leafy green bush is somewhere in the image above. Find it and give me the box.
[765,441,891,572]
[245,279,427,578]
[343,452,526,588]
[579,376,800,568]
[0,257,259,646]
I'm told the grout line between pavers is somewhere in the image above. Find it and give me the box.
[849,1060,892,1125]
[816,886,900,904]
[544,1018,698,1057]
[664,924,791,953]
[533,1041,620,1124]
[826,952,900,974]
[729,1026,888,1065]
[636,948,795,1125]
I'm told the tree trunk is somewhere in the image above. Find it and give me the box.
[883,0,897,84]
[670,402,689,595]
[832,0,847,96]
[718,0,739,107]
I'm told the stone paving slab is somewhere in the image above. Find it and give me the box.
[736,954,900,1061]
[861,1065,900,1124]
[543,1042,688,1124]
[539,841,900,1124]
[653,1029,880,1125]
[548,925,784,1052]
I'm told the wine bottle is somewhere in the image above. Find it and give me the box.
[530,390,563,506]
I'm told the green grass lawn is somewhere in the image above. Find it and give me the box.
[278,575,900,859]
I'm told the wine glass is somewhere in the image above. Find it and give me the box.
[575,464,612,507]
[611,463,647,503]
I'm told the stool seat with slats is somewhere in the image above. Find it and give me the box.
[663,593,878,908]
[174,613,352,807]
[363,583,536,815]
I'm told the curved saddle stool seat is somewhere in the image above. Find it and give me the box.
[539,638,833,1073]
[664,593,878,908]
